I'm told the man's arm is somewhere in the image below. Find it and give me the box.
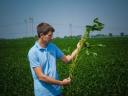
[33,66,71,85]
[61,42,80,63]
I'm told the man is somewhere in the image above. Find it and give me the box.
[28,23,80,96]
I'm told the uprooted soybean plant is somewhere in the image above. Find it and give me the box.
[69,18,105,79]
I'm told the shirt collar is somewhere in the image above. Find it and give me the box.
[35,41,47,50]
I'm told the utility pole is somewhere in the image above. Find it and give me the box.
[24,19,28,37]
[29,17,34,37]
[69,24,72,37]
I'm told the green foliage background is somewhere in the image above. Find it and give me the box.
[0,37,128,96]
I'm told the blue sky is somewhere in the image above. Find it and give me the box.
[0,0,128,38]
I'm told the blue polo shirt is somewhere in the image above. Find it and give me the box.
[28,41,64,96]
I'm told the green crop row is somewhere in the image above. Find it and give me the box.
[0,37,128,96]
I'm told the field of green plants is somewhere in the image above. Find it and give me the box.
[0,36,128,96]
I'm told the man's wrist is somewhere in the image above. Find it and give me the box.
[77,46,80,50]
[59,81,63,86]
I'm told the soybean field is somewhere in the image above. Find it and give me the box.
[0,37,128,96]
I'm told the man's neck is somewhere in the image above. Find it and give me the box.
[38,39,48,48]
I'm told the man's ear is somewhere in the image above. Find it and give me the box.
[40,33,44,38]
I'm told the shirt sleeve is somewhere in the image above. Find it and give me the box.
[28,50,40,68]
[55,45,64,59]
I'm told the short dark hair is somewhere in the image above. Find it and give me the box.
[37,23,55,38]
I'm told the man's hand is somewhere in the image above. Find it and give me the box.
[61,77,71,86]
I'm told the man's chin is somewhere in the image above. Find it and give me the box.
[47,40,52,43]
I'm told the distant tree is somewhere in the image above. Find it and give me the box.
[76,35,82,38]
[95,34,105,37]
[120,32,124,36]
[109,33,112,37]
[64,36,68,38]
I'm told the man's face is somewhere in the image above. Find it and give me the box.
[41,31,53,43]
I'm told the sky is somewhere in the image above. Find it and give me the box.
[0,0,128,39]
